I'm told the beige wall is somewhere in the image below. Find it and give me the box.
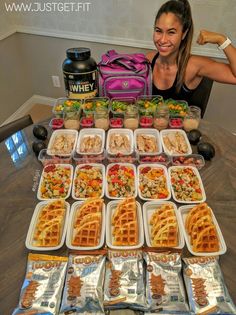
[0,33,33,123]
[0,33,235,133]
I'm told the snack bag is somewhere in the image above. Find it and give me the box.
[104,250,147,311]
[144,251,189,313]
[183,256,236,314]
[59,251,106,314]
[12,253,68,315]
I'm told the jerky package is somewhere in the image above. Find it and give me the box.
[59,252,106,314]
[144,251,189,314]
[183,256,236,315]
[12,253,68,315]
[104,250,147,311]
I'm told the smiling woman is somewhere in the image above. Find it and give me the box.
[146,0,236,107]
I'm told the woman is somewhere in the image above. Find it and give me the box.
[147,0,236,112]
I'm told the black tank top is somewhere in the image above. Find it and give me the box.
[151,52,197,101]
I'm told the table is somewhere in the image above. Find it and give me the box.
[0,120,235,314]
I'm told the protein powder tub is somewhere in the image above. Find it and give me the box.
[63,47,98,99]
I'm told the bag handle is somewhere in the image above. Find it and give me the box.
[101,50,147,67]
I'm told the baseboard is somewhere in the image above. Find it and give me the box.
[1,95,56,126]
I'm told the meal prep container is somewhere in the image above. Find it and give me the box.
[72,163,105,200]
[25,200,70,251]
[160,129,192,156]
[106,128,134,155]
[37,164,73,200]
[76,128,105,155]
[47,129,78,157]
[142,201,185,249]
[134,128,162,155]
[137,164,171,201]
[106,200,144,250]
[168,165,206,204]
[66,201,105,250]
[105,163,137,199]
[178,204,226,256]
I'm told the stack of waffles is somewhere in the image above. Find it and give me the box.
[112,197,138,246]
[72,198,103,247]
[185,203,219,252]
[33,200,66,247]
[149,203,178,247]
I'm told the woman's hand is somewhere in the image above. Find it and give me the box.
[197,30,226,46]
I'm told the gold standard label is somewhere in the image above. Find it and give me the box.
[63,69,98,99]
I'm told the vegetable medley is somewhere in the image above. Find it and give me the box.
[40,164,72,199]
[107,164,135,198]
[165,99,188,117]
[83,98,109,111]
[73,165,103,198]
[54,100,81,113]
[139,166,169,199]
[170,167,203,201]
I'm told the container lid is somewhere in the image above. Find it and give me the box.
[66,48,91,60]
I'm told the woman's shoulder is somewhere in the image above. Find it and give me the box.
[146,50,157,62]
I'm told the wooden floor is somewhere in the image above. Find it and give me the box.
[27,103,52,123]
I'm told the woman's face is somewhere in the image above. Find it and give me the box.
[153,12,186,57]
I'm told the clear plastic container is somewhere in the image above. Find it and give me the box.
[137,152,171,166]
[137,95,163,116]
[109,117,124,128]
[73,150,106,164]
[83,96,109,112]
[110,97,136,116]
[49,117,64,130]
[153,104,169,130]
[38,149,73,166]
[80,115,94,128]
[183,106,201,132]
[123,105,139,130]
[63,107,81,130]
[53,98,82,118]
[94,107,109,130]
[171,154,205,170]
[139,115,153,128]
[107,150,137,164]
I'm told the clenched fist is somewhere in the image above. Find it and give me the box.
[197,30,226,46]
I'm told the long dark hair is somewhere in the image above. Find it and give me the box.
[155,0,193,92]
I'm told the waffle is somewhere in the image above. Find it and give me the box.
[112,210,137,235]
[74,198,103,226]
[185,203,209,232]
[185,203,220,252]
[192,225,220,252]
[151,222,178,247]
[112,198,138,246]
[72,198,103,247]
[33,200,66,247]
[112,197,136,224]
[190,215,213,245]
[113,220,138,246]
[149,203,175,226]
[149,204,178,247]
[72,220,101,247]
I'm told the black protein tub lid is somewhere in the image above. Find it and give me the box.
[66,48,91,60]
